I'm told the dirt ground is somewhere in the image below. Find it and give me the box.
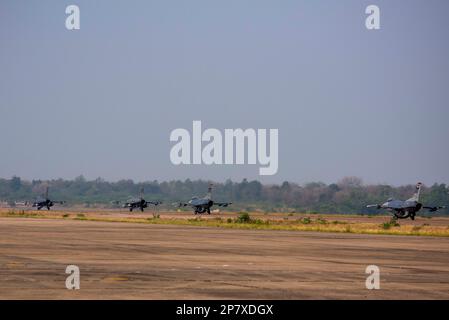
[1,217,449,299]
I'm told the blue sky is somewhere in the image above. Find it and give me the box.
[1,0,448,185]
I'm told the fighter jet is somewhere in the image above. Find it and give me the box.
[32,187,65,210]
[121,188,161,212]
[366,182,446,220]
[176,184,232,214]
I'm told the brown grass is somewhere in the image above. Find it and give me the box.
[1,209,449,237]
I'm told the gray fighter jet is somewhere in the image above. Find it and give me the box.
[121,188,161,212]
[366,182,446,220]
[32,187,65,210]
[176,184,232,214]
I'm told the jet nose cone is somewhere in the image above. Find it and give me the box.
[381,202,389,208]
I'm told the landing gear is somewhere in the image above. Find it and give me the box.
[394,210,410,219]
[410,213,415,220]
[140,206,144,212]
[207,208,211,214]
[129,207,133,212]
[194,207,207,215]
[47,206,51,210]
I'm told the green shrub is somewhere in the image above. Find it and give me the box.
[236,212,251,223]
[300,217,312,224]
[316,217,328,224]
[253,219,266,225]
[381,218,400,230]
[381,222,391,230]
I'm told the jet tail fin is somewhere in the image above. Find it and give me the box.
[407,182,422,202]
[205,183,213,200]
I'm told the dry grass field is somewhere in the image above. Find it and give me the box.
[1,208,449,237]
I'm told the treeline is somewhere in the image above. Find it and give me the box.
[0,176,448,214]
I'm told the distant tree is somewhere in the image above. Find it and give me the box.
[328,183,340,193]
[10,176,21,191]
[338,176,363,188]
[0,176,447,215]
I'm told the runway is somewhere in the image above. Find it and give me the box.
[1,218,449,299]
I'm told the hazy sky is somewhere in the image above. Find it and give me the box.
[1,0,448,185]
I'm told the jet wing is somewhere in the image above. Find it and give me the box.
[215,202,232,207]
[423,206,446,212]
[146,201,162,206]
[173,202,190,207]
